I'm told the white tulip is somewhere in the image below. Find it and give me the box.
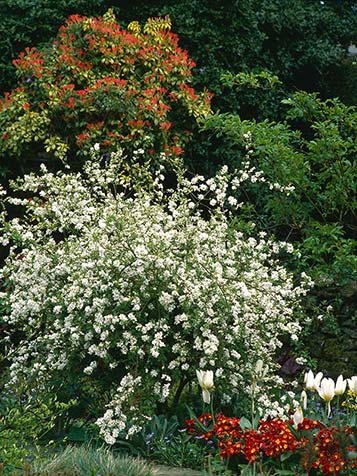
[196,370,214,404]
[293,406,304,428]
[255,359,267,377]
[304,370,314,390]
[304,370,323,392]
[314,372,324,389]
[318,377,335,401]
[318,377,335,417]
[347,376,357,396]
[301,390,308,410]
[334,375,346,396]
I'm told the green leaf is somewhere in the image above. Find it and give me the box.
[239,416,252,430]
[67,426,87,442]
[280,451,294,462]
[275,470,298,476]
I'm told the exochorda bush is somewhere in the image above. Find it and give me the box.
[0,149,312,444]
[0,10,211,179]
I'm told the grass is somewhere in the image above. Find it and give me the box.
[25,445,156,476]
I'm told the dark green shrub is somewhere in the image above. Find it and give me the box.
[108,0,357,173]
[110,0,357,109]
[0,0,109,95]
[1,0,356,179]
[202,89,357,375]
[116,414,207,469]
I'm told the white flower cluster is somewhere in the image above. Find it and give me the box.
[241,130,295,195]
[0,152,311,444]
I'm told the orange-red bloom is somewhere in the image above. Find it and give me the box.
[185,413,357,474]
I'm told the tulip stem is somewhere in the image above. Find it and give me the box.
[210,393,215,425]
[251,376,256,430]
[336,395,341,428]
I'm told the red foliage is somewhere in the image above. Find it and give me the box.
[1,10,212,170]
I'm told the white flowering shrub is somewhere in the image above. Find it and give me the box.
[0,150,312,444]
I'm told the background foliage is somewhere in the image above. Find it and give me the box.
[0,0,108,95]
[1,0,356,107]
[202,88,357,376]
[1,1,356,178]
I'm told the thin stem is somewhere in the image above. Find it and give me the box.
[210,392,215,425]
[251,376,256,429]
[336,395,341,427]
[172,377,189,408]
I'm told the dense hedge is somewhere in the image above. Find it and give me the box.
[117,0,357,110]
[0,0,108,94]
[1,0,356,109]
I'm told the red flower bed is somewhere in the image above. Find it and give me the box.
[186,413,357,475]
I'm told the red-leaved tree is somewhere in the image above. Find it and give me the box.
[0,10,212,176]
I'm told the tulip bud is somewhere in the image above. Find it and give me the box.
[301,390,308,410]
[314,372,324,389]
[318,377,335,417]
[304,370,314,390]
[334,375,346,396]
[304,370,323,392]
[293,406,304,428]
[347,376,357,396]
[196,369,214,404]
